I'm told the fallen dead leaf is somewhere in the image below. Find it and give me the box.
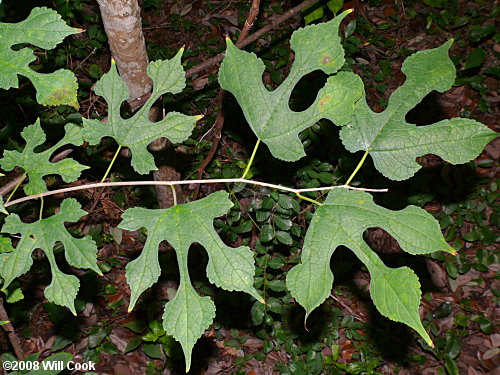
[422,367,441,375]
[490,334,500,348]
[242,337,263,349]
[113,363,134,375]
[468,366,484,375]
[426,259,449,290]
[483,347,500,360]
[341,339,355,361]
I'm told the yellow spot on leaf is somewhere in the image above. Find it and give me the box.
[359,200,365,204]
[321,55,333,65]
[318,95,331,111]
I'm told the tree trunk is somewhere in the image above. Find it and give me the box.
[96,0,152,101]
[97,0,183,208]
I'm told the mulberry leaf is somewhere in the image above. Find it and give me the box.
[287,189,455,346]
[0,119,89,195]
[219,10,363,162]
[340,40,497,181]
[0,7,80,108]
[0,199,101,314]
[119,191,262,371]
[82,50,201,175]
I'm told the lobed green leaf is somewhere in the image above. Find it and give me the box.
[82,50,201,175]
[287,189,455,345]
[0,120,89,195]
[0,7,80,107]
[340,40,497,181]
[119,191,262,370]
[0,199,101,314]
[219,10,364,162]
[162,286,215,373]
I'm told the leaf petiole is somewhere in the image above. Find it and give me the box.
[6,173,26,203]
[170,185,177,206]
[296,193,323,206]
[101,145,122,183]
[39,197,44,220]
[241,138,261,179]
[345,149,369,186]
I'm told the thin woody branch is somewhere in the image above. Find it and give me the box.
[185,0,318,78]
[129,0,319,108]
[193,0,261,199]
[238,0,261,42]
[3,179,388,209]
[0,298,25,360]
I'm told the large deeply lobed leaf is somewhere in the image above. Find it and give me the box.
[0,199,101,314]
[83,50,201,175]
[219,10,364,162]
[287,189,455,345]
[0,119,88,195]
[340,40,497,181]
[0,7,80,107]
[119,191,262,371]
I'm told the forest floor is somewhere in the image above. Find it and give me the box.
[0,0,498,374]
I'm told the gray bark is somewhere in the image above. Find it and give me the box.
[96,0,152,101]
[97,0,184,208]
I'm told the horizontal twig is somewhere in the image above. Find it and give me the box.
[3,179,388,208]
[183,0,319,79]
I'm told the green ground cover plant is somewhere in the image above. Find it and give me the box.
[0,3,497,373]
